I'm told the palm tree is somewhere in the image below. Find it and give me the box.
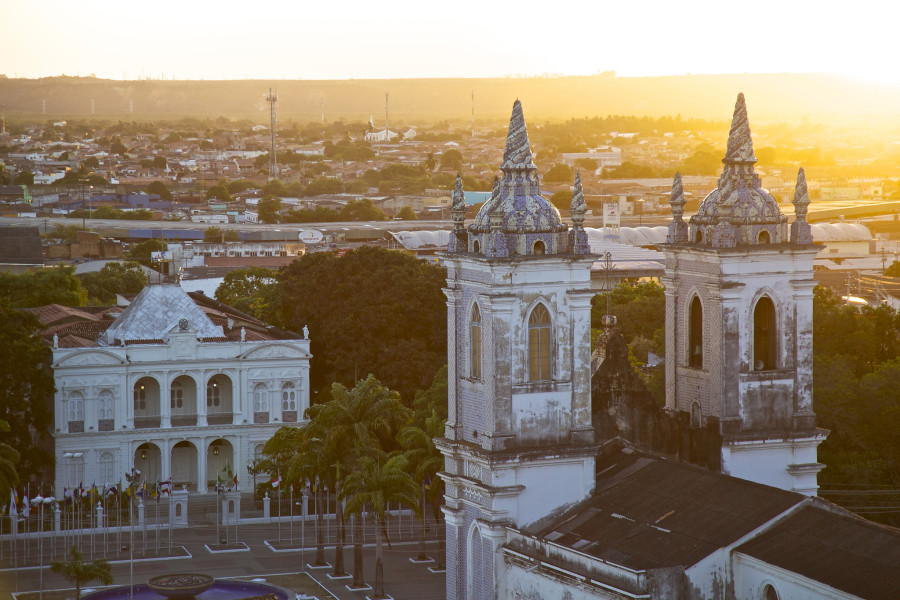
[398,409,444,562]
[51,545,114,600]
[309,374,410,582]
[341,452,420,599]
[288,432,335,567]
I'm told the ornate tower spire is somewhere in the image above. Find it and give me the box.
[447,173,468,253]
[666,172,688,243]
[688,93,786,247]
[501,99,536,171]
[790,167,814,244]
[569,171,590,254]
[723,93,757,165]
[469,100,567,256]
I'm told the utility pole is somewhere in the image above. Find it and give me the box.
[265,88,278,181]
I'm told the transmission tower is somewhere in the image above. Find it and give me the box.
[265,88,278,181]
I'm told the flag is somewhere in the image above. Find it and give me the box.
[137,483,144,500]
[22,492,30,518]
[160,480,172,495]
[270,473,281,488]
[106,483,117,497]
[8,490,15,516]
[232,474,238,490]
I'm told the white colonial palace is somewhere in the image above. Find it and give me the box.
[40,283,310,494]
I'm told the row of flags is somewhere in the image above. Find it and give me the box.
[6,479,178,516]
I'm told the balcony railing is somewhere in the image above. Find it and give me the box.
[207,412,233,425]
[134,416,161,429]
[171,414,198,427]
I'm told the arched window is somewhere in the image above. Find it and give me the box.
[695,229,703,244]
[754,296,776,371]
[473,239,480,254]
[99,452,114,485]
[206,379,220,407]
[171,380,184,408]
[281,382,296,411]
[98,390,114,420]
[758,230,770,244]
[470,304,482,380]
[689,296,703,368]
[134,384,146,410]
[98,389,114,431]
[691,402,701,428]
[68,391,84,422]
[762,584,779,600]
[533,240,546,255]
[254,383,268,413]
[528,304,551,381]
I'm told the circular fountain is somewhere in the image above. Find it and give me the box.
[82,574,290,600]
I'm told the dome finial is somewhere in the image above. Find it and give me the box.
[790,167,813,244]
[451,173,465,213]
[568,171,590,254]
[666,172,688,244]
[723,93,757,164]
[570,170,586,218]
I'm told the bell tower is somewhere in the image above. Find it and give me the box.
[437,101,596,600]
[662,94,826,496]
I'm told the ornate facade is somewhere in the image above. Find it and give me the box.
[438,100,596,600]
[662,94,826,495]
[41,284,310,494]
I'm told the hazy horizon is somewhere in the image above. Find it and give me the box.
[5,1,900,85]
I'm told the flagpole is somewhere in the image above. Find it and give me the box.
[289,485,293,548]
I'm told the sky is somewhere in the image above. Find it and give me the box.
[4,0,900,84]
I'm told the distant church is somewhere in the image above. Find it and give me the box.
[438,98,900,599]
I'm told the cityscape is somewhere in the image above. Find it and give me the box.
[2,3,900,600]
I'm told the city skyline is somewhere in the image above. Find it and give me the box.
[4,0,900,85]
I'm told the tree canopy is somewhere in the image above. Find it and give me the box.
[274,246,446,403]
[257,196,283,224]
[79,261,147,304]
[0,265,88,308]
[0,300,55,482]
[146,180,172,201]
[396,206,418,220]
[214,265,278,319]
[543,163,573,183]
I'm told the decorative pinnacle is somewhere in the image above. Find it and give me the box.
[792,167,810,218]
[500,99,536,170]
[723,93,757,164]
[570,170,586,216]
[450,173,466,212]
[670,172,685,218]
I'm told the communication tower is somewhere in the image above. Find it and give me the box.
[265,88,278,180]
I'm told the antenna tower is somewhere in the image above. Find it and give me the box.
[265,88,278,180]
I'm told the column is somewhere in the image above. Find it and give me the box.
[197,372,208,427]
[160,374,171,429]
[161,439,171,483]
[197,438,208,494]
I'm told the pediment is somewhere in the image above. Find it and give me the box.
[55,350,127,368]
[241,343,309,360]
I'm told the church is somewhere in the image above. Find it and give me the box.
[34,283,311,495]
[437,98,900,599]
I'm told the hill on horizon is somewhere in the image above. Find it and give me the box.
[2,73,899,126]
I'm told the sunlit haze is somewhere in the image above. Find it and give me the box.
[4,0,900,84]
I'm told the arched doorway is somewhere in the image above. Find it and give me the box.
[206,374,233,425]
[206,439,235,490]
[170,375,198,427]
[171,441,198,490]
[134,442,161,485]
[134,377,161,429]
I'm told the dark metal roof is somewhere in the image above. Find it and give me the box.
[736,504,900,600]
[533,448,803,570]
